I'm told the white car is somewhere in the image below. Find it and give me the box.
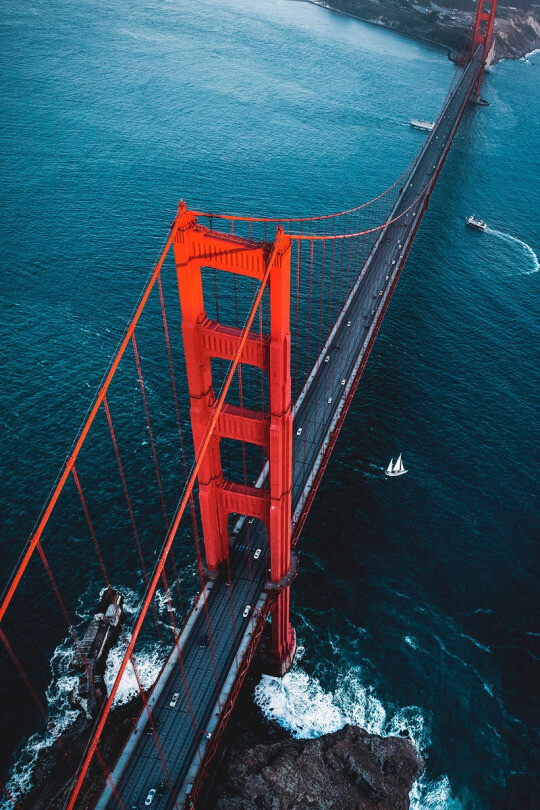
[243,605,251,618]
[145,788,156,806]
[169,692,180,708]
[254,548,261,560]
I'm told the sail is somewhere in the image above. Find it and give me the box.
[386,459,394,473]
[395,454,403,472]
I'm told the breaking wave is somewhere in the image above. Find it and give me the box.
[1,640,80,808]
[254,667,463,809]
[1,587,166,807]
[103,635,163,706]
[486,227,540,274]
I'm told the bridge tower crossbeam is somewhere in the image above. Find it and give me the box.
[173,204,296,674]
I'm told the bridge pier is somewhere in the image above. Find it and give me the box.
[267,590,297,677]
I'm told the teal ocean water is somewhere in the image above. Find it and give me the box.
[1,0,539,806]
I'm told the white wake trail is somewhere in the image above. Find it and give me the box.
[486,228,540,274]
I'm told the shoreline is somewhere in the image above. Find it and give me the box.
[303,0,540,65]
[305,0,454,59]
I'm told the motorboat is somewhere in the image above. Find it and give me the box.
[466,215,487,231]
[410,119,435,131]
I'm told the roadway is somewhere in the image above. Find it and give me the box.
[96,47,483,810]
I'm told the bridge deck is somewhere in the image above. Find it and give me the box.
[97,47,483,810]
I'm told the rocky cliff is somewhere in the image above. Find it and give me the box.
[488,10,540,64]
[309,0,540,64]
[214,724,425,810]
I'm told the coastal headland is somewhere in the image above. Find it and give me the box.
[307,0,540,63]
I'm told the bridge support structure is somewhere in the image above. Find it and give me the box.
[470,0,497,101]
[173,203,296,674]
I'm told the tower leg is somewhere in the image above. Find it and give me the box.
[173,206,228,571]
[266,228,296,675]
[470,0,497,101]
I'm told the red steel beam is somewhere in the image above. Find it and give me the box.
[201,318,270,369]
[217,481,270,523]
[218,404,269,448]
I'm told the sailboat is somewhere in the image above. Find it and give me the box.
[385,454,407,477]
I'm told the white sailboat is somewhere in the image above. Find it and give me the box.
[385,454,407,477]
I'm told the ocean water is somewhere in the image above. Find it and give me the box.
[1,0,539,807]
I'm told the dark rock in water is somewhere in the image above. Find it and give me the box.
[215,723,424,810]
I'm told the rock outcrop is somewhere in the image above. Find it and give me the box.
[488,11,540,65]
[215,724,425,810]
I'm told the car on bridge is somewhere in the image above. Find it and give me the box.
[145,788,156,806]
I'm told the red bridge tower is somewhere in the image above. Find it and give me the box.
[173,204,296,676]
[470,0,498,100]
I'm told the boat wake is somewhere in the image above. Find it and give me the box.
[254,666,464,809]
[486,227,540,274]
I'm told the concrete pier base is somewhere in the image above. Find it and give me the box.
[257,625,296,677]
[470,94,490,105]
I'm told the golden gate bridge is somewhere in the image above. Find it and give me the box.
[0,2,497,807]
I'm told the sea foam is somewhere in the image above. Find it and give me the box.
[254,666,462,809]
[1,587,165,807]
[486,227,540,274]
